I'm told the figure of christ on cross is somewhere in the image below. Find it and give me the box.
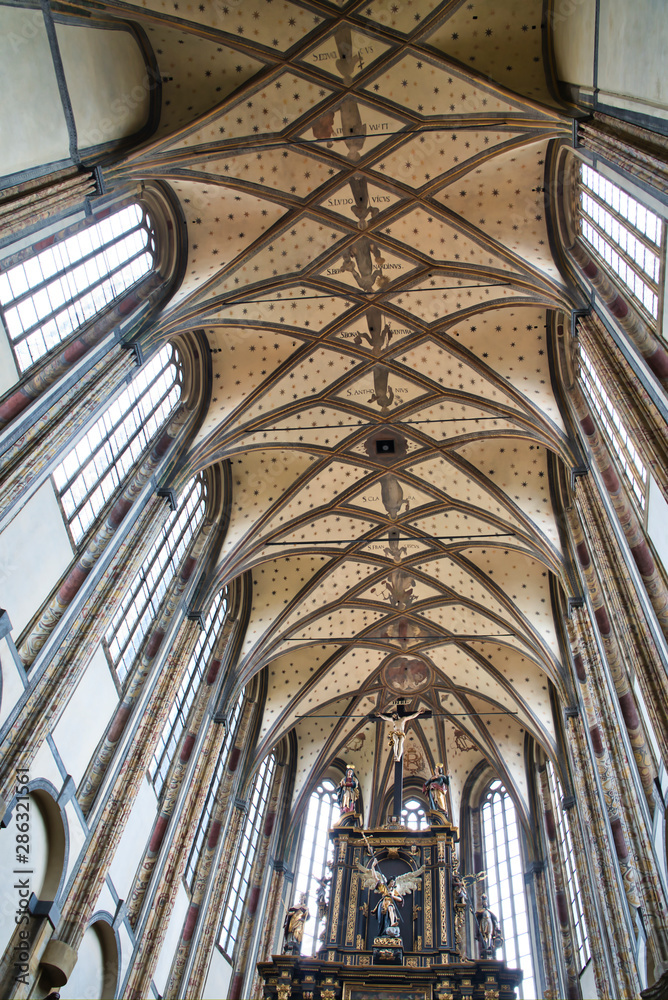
[374,704,429,818]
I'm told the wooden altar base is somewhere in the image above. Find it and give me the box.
[257,954,523,1000]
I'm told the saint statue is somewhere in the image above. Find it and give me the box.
[423,763,450,817]
[475,893,504,958]
[376,708,425,761]
[283,892,310,954]
[355,858,424,946]
[336,765,360,817]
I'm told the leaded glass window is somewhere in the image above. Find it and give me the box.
[401,796,429,830]
[579,163,663,323]
[184,689,245,888]
[219,754,276,959]
[481,779,536,1000]
[104,474,206,683]
[545,762,590,974]
[292,779,338,956]
[579,343,647,510]
[0,204,155,372]
[52,343,181,544]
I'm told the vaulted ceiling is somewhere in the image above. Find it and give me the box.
[104,0,582,829]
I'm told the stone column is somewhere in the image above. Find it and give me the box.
[17,405,190,668]
[0,493,171,811]
[530,863,562,1000]
[78,520,215,814]
[537,764,582,1000]
[126,615,237,924]
[0,348,134,532]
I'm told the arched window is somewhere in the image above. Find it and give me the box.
[52,342,182,544]
[150,586,230,794]
[0,203,156,372]
[578,343,647,510]
[292,778,339,955]
[219,754,276,959]
[481,779,536,1000]
[401,796,429,830]
[578,163,664,325]
[104,473,207,683]
[545,761,590,974]
[184,688,245,887]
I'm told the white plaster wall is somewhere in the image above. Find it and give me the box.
[108,775,157,900]
[30,740,65,794]
[0,637,26,729]
[52,646,119,785]
[56,24,150,151]
[0,328,19,400]
[551,0,596,91]
[64,797,88,887]
[152,882,190,995]
[0,479,73,639]
[646,476,668,578]
[580,958,598,998]
[202,946,234,1000]
[0,8,70,179]
[65,923,105,1000]
[0,793,49,953]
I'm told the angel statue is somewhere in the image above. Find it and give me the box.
[356,858,424,945]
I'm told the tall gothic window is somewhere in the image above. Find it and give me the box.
[292,778,339,955]
[0,203,156,372]
[578,344,647,509]
[481,779,536,1000]
[184,689,245,887]
[578,163,664,325]
[103,474,207,683]
[545,762,590,974]
[150,586,230,793]
[401,796,429,830]
[52,343,182,544]
[218,753,276,959]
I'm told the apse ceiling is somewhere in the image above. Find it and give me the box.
[107,0,580,825]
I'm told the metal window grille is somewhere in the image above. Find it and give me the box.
[219,754,276,959]
[292,779,339,956]
[150,587,231,795]
[579,163,664,322]
[184,689,245,887]
[401,796,429,831]
[104,474,206,683]
[481,780,536,1000]
[52,343,182,544]
[545,762,590,974]
[579,344,647,509]
[0,204,155,372]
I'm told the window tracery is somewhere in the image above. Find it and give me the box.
[481,779,536,1000]
[219,754,276,959]
[0,204,155,372]
[150,586,230,793]
[52,342,182,544]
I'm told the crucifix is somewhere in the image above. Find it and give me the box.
[374,703,431,817]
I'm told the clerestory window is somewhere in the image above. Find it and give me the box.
[103,473,207,683]
[219,753,276,960]
[481,779,536,1000]
[0,203,155,373]
[150,586,231,794]
[578,163,664,325]
[52,342,182,545]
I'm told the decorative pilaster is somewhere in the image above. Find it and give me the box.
[537,765,582,1000]
[0,272,163,428]
[47,617,204,961]
[0,493,170,806]
[122,721,226,1000]
[78,520,214,814]
[530,864,561,1000]
[578,113,668,198]
[0,167,96,238]
[567,376,668,640]
[18,405,190,668]
[0,348,134,531]
[568,241,668,388]
[165,696,257,998]
[126,615,236,923]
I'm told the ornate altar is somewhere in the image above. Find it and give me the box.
[258,821,523,1000]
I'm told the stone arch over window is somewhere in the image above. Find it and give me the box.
[61,915,119,1000]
